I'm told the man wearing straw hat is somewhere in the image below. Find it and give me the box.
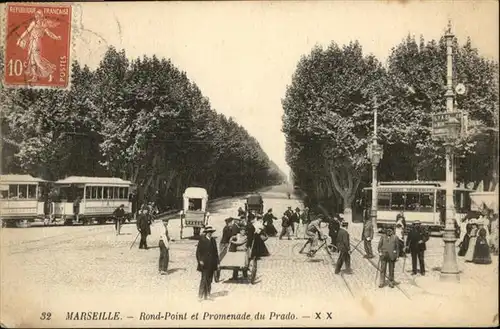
[196,226,219,301]
[378,227,399,288]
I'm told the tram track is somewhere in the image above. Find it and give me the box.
[348,235,412,300]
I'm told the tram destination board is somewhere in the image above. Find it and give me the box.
[431,111,465,139]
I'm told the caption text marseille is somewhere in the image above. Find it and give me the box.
[66,311,297,321]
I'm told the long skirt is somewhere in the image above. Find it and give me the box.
[472,237,492,264]
[251,234,270,258]
[264,223,278,237]
[464,236,477,262]
[458,234,470,257]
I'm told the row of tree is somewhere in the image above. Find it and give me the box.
[283,33,499,220]
[1,47,285,209]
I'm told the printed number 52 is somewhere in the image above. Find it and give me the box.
[40,312,52,320]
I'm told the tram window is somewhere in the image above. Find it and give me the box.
[377,192,391,210]
[114,187,119,199]
[18,185,28,198]
[9,185,17,198]
[28,185,36,199]
[91,187,97,199]
[420,193,434,212]
[390,192,405,210]
[125,188,129,199]
[86,187,91,199]
[105,187,111,199]
[0,190,7,199]
[97,187,103,199]
[405,193,420,211]
[119,187,125,199]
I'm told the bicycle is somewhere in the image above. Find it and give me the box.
[294,236,336,258]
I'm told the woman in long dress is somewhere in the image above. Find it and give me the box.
[464,223,479,262]
[262,209,278,237]
[16,10,61,82]
[472,228,492,264]
[247,217,270,258]
[395,212,406,257]
[458,221,473,257]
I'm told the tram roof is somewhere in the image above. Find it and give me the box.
[184,187,208,198]
[363,184,472,192]
[55,176,133,186]
[0,174,47,183]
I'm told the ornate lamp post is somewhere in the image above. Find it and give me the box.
[367,106,384,229]
[440,22,460,282]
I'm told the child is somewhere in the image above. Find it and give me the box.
[158,234,170,274]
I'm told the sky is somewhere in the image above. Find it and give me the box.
[71,1,499,178]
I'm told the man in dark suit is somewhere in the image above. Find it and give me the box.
[196,226,219,301]
[378,227,399,288]
[335,226,352,274]
[136,209,151,249]
[405,220,429,276]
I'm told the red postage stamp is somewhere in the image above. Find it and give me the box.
[3,3,72,89]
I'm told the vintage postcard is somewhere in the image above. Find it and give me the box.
[0,1,498,328]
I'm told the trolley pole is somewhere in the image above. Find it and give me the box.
[440,21,460,282]
[368,101,383,230]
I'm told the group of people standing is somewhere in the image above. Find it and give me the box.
[362,210,430,288]
[457,212,497,264]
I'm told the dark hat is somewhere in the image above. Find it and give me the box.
[288,206,292,209]
[295,207,301,212]
[414,220,421,225]
[268,208,273,212]
[224,217,233,223]
[386,227,394,232]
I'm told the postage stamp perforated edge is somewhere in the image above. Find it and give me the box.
[0,2,81,91]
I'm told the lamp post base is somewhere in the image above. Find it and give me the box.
[440,228,460,282]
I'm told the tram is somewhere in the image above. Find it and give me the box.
[51,176,134,225]
[361,181,472,232]
[0,174,51,228]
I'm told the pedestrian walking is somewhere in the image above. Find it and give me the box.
[263,209,278,237]
[113,204,126,235]
[405,220,429,275]
[279,214,292,240]
[290,208,300,238]
[158,234,170,275]
[196,226,219,301]
[294,208,303,238]
[362,214,374,258]
[334,225,353,274]
[378,227,399,288]
[136,209,151,249]
[300,207,310,239]
[328,216,340,251]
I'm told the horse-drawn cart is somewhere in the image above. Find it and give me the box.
[215,236,257,284]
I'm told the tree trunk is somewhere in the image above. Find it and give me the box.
[328,164,361,225]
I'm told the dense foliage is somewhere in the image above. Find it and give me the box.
[1,47,285,210]
[283,34,499,219]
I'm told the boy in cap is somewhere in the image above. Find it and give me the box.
[158,234,170,275]
[196,226,219,301]
[378,227,399,288]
